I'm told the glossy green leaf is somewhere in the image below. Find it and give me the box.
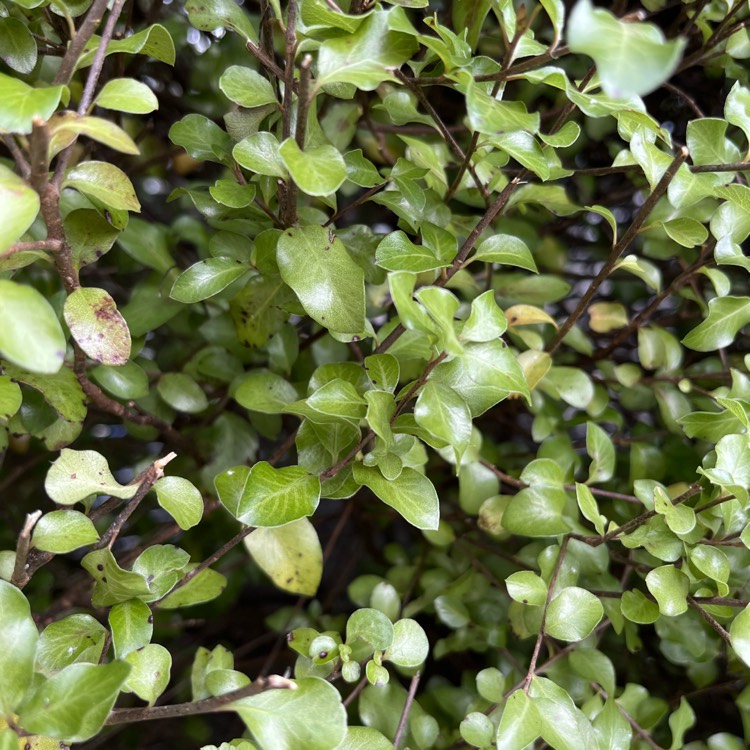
[158,566,227,609]
[730,604,750,667]
[64,209,121,270]
[219,65,277,107]
[233,132,287,177]
[185,0,258,42]
[683,296,750,352]
[235,370,298,414]
[64,287,131,366]
[64,162,141,212]
[466,78,540,135]
[570,648,616,695]
[529,676,598,749]
[726,81,750,152]
[593,699,632,750]
[476,668,505,702]
[49,114,139,157]
[460,712,494,748]
[45,449,138,506]
[567,0,685,97]
[364,354,399,393]
[307,379,367,422]
[82,548,151,606]
[347,608,394,651]
[505,571,548,606]
[170,114,234,164]
[215,462,321,527]
[154,476,203,530]
[646,564,689,616]
[0,376,22,423]
[0,280,65,374]
[210,179,257,208]
[245,517,322,596]
[95,78,158,113]
[31,510,99,553]
[19,662,130,743]
[546,586,603,641]
[157,373,208,414]
[472,234,537,271]
[0,72,64,134]
[661,218,709,248]
[109,599,153,659]
[124,644,171,706]
[575,483,606,536]
[495,690,542,750]
[279,140,347,197]
[541,366,594,409]
[353,463,439,530]
[586,422,615,483]
[384,618,428,667]
[90,361,149,400]
[37,614,107,674]
[0,580,38,714]
[76,24,175,68]
[277,225,366,335]
[0,17,37,74]
[235,678,346,750]
[414,381,472,464]
[375,231,448,273]
[170,258,249,303]
[0,162,39,254]
[338,727,395,750]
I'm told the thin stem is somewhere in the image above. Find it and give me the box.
[53,0,111,86]
[2,135,31,179]
[11,511,42,587]
[523,536,569,691]
[295,54,313,148]
[246,40,286,81]
[0,239,62,259]
[548,146,689,354]
[324,182,387,227]
[689,596,732,647]
[393,671,421,749]
[106,675,296,725]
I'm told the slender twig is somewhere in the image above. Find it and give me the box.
[663,81,705,118]
[153,525,255,608]
[94,453,176,551]
[295,54,313,149]
[523,536,570,691]
[343,675,369,707]
[2,135,31,179]
[53,0,111,86]
[1,240,62,259]
[548,147,689,354]
[690,597,732,645]
[11,511,42,587]
[246,40,286,81]
[324,182,387,227]
[106,675,296,725]
[29,118,51,192]
[393,671,421,749]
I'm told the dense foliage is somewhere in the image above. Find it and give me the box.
[1,0,750,748]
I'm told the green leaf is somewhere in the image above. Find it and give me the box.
[19,662,130,743]
[63,287,131,366]
[154,476,203,530]
[279,140,347,197]
[170,114,234,165]
[465,78,540,135]
[124,644,171,706]
[210,179,257,208]
[244,518,322,596]
[495,690,542,750]
[307,379,367,423]
[661,218,709,248]
[0,580,38,714]
[588,301,628,333]
[503,460,569,537]
[460,712,494,748]
[31,510,99,553]
[529,677,598,750]
[347,608,394,651]
[593,699,632,750]
[683,296,750,352]
[414,382,472,464]
[338,727,395,750]
[219,65,277,107]
[541,366,594,409]
[0,280,65,374]
[364,354,399,393]
[185,0,258,42]
[215,462,321,527]
[233,132,287,177]
[81,548,151,606]
[317,8,417,90]
[90,361,149,400]
[109,599,153,659]
[277,225,366,335]
[375,231,448,273]
[170,258,249,303]
[384,619,428,667]
[586,422,615,483]
[64,161,141,213]
[353,463,439,530]
[344,150,383,187]
[620,589,660,624]
[476,668,505,702]
[575,483,606,536]
[668,698,695,750]
[0,17,37,74]
[546,587,603,641]
[0,164,40,253]
[461,290,508,342]
[730,604,750,667]
[645,564,689,616]
[45,449,138,506]
[235,370,298,414]
[37,614,107,674]
[0,72,64,134]
[158,566,227,609]
[0,376,22,423]
[235,678,346,750]
[64,209,121,270]
[230,275,291,348]
[726,81,750,153]
[157,372,208,414]
[49,114,139,157]
[490,132,550,180]
[505,571,548,606]
[76,24,176,68]
[95,78,158,113]
[567,0,685,97]
[570,648,616,696]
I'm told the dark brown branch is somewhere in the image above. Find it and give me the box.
[393,672,421,748]
[11,511,42,587]
[548,146,689,354]
[295,54,313,149]
[689,597,731,646]
[246,40,286,81]
[324,182,387,227]
[1,239,62,259]
[106,675,297,725]
[2,135,31,179]
[53,0,111,86]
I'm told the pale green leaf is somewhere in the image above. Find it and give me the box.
[645,564,689,616]
[31,510,99,553]
[0,164,40,253]
[279,139,347,197]
[170,258,249,303]
[546,586,603,641]
[154,476,203,530]
[64,161,141,212]
[95,78,158,113]
[683,296,750,352]
[0,580,38,714]
[0,72,64,134]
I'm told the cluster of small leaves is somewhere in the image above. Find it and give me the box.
[2,0,750,748]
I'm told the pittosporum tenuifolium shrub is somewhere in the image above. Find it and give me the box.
[1,0,750,748]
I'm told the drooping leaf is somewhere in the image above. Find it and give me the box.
[0,580,38,715]
[76,24,176,68]
[64,162,141,213]
[109,599,153,659]
[244,518,322,596]
[124,644,171,706]
[0,280,65,374]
